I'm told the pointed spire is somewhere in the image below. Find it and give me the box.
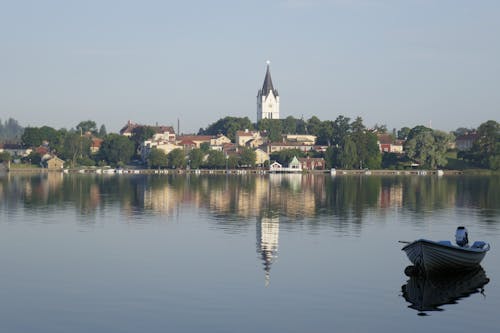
[261,61,279,97]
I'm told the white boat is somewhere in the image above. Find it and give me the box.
[402,227,490,274]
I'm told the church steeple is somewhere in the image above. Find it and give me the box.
[261,63,279,98]
[257,61,280,122]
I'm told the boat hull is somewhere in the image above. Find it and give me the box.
[402,266,489,312]
[402,239,489,273]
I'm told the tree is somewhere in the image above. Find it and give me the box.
[0,118,23,142]
[257,118,282,142]
[283,116,297,134]
[373,124,388,133]
[317,121,333,145]
[21,126,60,148]
[98,124,107,137]
[131,126,156,151]
[148,148,168,169]
[168,148,186,169]
[200,116,254,141]
[397,127,411,140]
[404,127,454,169]
[200,142,210,153]
[205,150,226,169]
[338,136,357,169]
[332,115,351,146]
[0,151,11,162]
[62,132,92,167]
[188,148,204,169]
[324,146,338,169]
[472,120,499,168]
[454,127,474,137]
[99,134,135,165]
[240,147,256,167]
[227,155,239,169]
[306,116,322,136]
[76,120,97,135]
[270,149,305,165]
[364,132,382,169]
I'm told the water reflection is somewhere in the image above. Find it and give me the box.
[401,267,490,315]
[256,213,280,287]
[1,173,500,222]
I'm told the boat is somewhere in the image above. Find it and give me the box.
[401,266,489,314]
[401,226,490,274]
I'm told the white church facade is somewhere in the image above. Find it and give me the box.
[257,62,280,122]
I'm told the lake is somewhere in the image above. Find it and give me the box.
[1,173,499,332]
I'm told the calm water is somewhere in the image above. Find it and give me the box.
[0,173,499,332]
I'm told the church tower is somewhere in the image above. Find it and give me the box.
[257,61,280,122]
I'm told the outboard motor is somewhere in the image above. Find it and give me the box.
[455,226,469,247]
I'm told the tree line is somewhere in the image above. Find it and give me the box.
[0,116,498,170]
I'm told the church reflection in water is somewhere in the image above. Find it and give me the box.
[256,214,280,287]
[401,267,490,315]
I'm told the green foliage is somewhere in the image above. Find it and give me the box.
[205,150,226,169]
[98,124,107,137]
[240,147,256,167]
[324,146,337,169]
[148,148,168,169]
[77,156,95,166]
[21,126,61,148]
[338,136,357,169]
[200,142,210,152]
[188,149,204,169]
[0,151,11,162]
[270,149,305,165]
[99,134,135,165]
[76,120,97,135]
[325,117,380,169]
[131,126,156,151]
[490,154,500,170]
[227,155,239,169]
[373,124,388,133]
[0,118,23,142]
[398,127,411,140]
[283,116,297,134]
[332,115,351,146]
[167,148,186,169]
[306,116,322,136]
[257,118,282,142]
[200,116,254,141]
[404,127,454,169]
[61,132,92,167]
[472,120,500,168]
[317,121,333,145]
[23,151,41,166]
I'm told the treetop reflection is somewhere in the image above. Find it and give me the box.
[1,174,499,222]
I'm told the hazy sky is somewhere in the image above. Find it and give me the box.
[1,0,499,134]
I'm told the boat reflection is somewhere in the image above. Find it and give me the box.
[401,267,489,315]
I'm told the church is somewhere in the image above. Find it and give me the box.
[257,61,280,121]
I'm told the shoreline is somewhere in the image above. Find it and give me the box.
[3,166,468,176]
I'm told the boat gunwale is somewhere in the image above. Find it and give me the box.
[402,239,490,253]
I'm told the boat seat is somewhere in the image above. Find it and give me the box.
[438,241,452,246]
[471,241,486,249]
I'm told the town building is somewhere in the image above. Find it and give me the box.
[298,156,326,170]
[377,134,404,154]
[120,120,176,142]
[455,133,479,151]
[257,62,280,122]
[0,143,32,158]
[46,156,64,170]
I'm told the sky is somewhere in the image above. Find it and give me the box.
[1,0,499,134]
